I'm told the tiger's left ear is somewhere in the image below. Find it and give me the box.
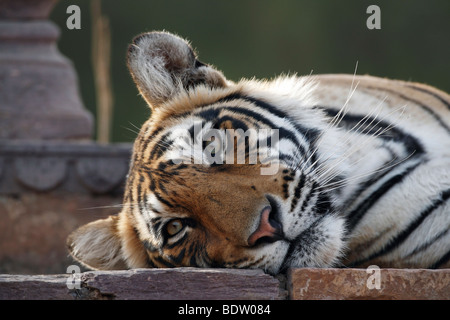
[66,215,128,270]
[127,31,228,109]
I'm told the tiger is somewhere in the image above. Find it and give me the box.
[67,31,450,274]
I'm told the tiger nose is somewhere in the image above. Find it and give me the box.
[247,206,283,246]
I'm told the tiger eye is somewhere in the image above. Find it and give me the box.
[166,219,183,236]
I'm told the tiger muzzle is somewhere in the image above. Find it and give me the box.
[247,205,284,246]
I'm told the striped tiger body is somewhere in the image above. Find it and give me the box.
[67,32,450,274]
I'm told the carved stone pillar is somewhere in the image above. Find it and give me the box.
[0,1,130,274]
[0,0,93,140]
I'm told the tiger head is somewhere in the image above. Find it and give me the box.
[67,31,347,274]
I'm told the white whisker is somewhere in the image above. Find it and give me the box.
[318,146,416,194]
[296,68,361,175]
[312,103,407,185]
[306,94,387,178]
[77,203,140,211]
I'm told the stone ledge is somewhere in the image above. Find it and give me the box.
[0,268,448,300]
[288,268,450,300]
[0,268,283,300]
[0,141,132,195]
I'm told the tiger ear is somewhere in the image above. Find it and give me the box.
[127,31,228,109]
[67,216,128,270]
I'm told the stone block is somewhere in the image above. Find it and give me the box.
[0,193,119,274]
[80,268,282,300]
[288,267,450,300]
[0,268,282,300]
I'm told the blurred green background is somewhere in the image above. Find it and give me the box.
[51,0,450,142]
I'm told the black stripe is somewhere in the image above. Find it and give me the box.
[350,188,450,267]
[346,161,422,233]
[146,105,307,166]
[282,183,289,199]
[405,228,449,258]
[344,154,400,209]
[327,113,425,217]
[405,84,450,110]
[149,131,173,161]
[167,248,186,264]
[166,233,188,249]
[143,92,320,166]
[189,252,199,267]
[218,93,320,143]
[320,107,426,221]
[429,249,450,269]
[197,107,221,122]
[150,217,162,235]
[290,174,305,212]
[149,176,156,192]
[367,86,450,134]
[157,180,169,195]
[138,125,164,163]
[188,242,214,267]
[299,182,317,214]
[278,153,300,164]
[146,257,157,268]
[157,161,168,171]
[220,106,308,156]
[124,174,136,208]
[154,256,176,268]
[315,191,331,215]
[218,93,293,118]
[153,191,174,208]
[417,104,450,133]
[320,107,425,156]
[136,174,145,213]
